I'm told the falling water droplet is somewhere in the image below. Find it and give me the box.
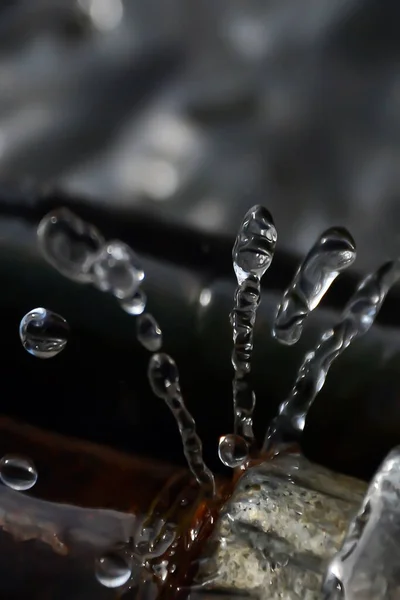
[232,205,277,285]
[218,434,249,468]
[136,313,162,351]
[147,352,179,399]
[0,455,38,491]
[19,307,69,359]
[90,241,145,300]
[264,258,400,452]
[148,353,215,494]
[230,206,276,446]
[95,549,132,589]
[119,290,147,315]
[37,208,105,283]
[273,227,356,345]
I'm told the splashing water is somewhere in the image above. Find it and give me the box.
[19,307,69,359]
[264,258,400,452]
[229,206,276,459]
[0,455,38,491]
[37,208,104,283]
[273,227,356,345]
[95,548,132,589]
[136,313,163,352]
[218,434,249,469]
[323,447,400,599]
[89,240,144,300]
[33,205,400,598]
[148,353,215,496]
[120,290,147,315]
[232,205,277,285]
[38,210,146,314]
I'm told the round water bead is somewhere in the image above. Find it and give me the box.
[136,313,162,351]
[119,290,147,315]
[19,307,69,359]
[95,549,132,588]
[0,455,38,491]
[91,241,144,300]
[148,353,180,399]
[37,208,105,283]
[218,434,249,468]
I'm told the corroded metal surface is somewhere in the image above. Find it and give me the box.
[197,453,367,599]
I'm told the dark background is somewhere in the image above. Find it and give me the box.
[1,0,400,481]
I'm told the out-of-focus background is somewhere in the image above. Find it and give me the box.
[0,0,400,480]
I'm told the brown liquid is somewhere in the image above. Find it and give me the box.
[0,416,232,599]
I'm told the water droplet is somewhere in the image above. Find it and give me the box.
[148,353,215,494]
[136,313,162,351]
[90,241,144,300]
[37,208,104,283]
[264,258,400,452]
[273,227,356,345]
[119,290,147,315]
[95,549,131,589]
[199,288,212,307]
[0,455,38,491]
[218,434,249,468]
[147,352,180,399]
[230,205,276,444]
[19,307,69,359]
[232,205,277,285]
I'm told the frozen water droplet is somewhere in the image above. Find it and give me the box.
[136,313,162,351]
[273,227,356,345]
[265,258,400,452]
[218,434,249,468]
[0,455,38,491]
[95,549,131,589]
[119,290,147,315]
[37,208,104,283]
[19,307,69,359]
[232,205,277,285]
[90,241,144,300]
[148,353,215,494]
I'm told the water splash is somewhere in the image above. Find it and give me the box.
[232,205,277,285]
[0,455,38,491]
[89,240,144,300]
[95,546,132,589]
[37,208,104,283]
[273,227,356,345]
[120,290,147,315]
[323,447,400,599]
[264,258,400,452]
[38,210,146,314]
[148,353,215,496]
[218,434,249,469]
[230,206,276,456]
[136,313,163,352]
[19,307,69,359]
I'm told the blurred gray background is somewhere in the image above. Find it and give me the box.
[1,0,400,270]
